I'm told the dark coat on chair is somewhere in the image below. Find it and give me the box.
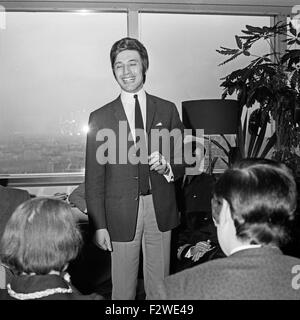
[0,185,30,239]
[150,246,300,300]
[85,93,186,242]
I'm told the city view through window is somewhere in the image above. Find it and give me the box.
[0,12,271,175]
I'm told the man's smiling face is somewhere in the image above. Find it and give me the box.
[113,50,144,93]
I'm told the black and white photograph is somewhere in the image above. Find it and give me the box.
[0,0,300,311]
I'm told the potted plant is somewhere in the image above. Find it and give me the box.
[216,21,300,173]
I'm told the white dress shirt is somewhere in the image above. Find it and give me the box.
[120,89,174,182]
[121,89,146,142]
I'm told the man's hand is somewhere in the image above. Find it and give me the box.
[190,240,215,262]
[94,229,112,251]
[149,151,168,175]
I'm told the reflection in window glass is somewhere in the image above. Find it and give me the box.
[0,12,126,174]
[141,14,271,171]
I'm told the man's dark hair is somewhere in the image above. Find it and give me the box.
[110,37,149,83]
[212,159,297,247]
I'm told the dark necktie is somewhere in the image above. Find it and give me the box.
[134,94,150,195]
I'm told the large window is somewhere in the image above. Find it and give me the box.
[140,13,271,170]
[0,11,274,175]
[0,11,127,174]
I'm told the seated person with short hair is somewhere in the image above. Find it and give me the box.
[0,197,103,300]
[150,159,300,300]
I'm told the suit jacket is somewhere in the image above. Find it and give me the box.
[0,185,30,239]
[150,246,300,300]
[85,93,186,242]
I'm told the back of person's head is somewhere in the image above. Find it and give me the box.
[110,37,149,82]
[0,197,82,275]
[231,157,287,169]
[212,158,297,249]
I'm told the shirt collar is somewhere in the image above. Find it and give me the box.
[230,244,262,256]
[121,88,146,103]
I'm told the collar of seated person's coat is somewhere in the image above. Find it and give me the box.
[7,272,72,300]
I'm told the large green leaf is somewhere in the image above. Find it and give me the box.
[207,156,219,174]
[281,50,300,64]
[204,136,229,157]
[237,120,245,158]
[260,133,277,158]
[220,157,229,166]
[220,134,232,150]
[218,51,243,66]
[235,35,243,49]
[216,47,240,55]
[247,128,258,157]
[289,22,297,36]
[242,110,248,147]
[245,25,263,33]
[252,113,268,157]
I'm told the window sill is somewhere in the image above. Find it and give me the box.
[0,173,84,187]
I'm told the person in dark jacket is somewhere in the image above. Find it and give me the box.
[174,172,225,272]
[150,159,300,300]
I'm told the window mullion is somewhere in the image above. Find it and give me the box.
[127,9,139,39]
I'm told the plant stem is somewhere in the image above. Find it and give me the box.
[266,38,280,64]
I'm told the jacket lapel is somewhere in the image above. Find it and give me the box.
[113,95,127,123]
[146,93,157,134]
[113,95,134,143]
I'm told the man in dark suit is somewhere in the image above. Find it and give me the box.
[150,159,300,300]
[0,184,30,288]
[85,38,186,299]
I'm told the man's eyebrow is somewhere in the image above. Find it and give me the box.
[114,59,138,66]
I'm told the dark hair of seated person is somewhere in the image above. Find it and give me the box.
[212,158,297,248]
